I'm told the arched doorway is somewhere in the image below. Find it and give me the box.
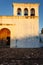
[0,28,10,47]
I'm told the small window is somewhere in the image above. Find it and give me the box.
[30,8,35,16]
[17,8,21,15]
[24,8,28,16]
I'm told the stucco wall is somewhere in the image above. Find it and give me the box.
[0,3,40,48]
[0,16,39,39]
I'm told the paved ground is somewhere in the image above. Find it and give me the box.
[0,48,43,65]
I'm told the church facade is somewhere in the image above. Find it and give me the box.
[0,3,40,48]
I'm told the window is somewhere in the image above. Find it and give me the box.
[30,8,35,16]
[24,8,28,16]
[17,8,21,15]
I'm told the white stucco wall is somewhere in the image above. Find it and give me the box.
[0,16,39,39]
[0,16,39,48]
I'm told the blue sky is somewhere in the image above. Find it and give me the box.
[0,0,43,33]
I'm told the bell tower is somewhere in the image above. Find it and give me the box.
[13,3,39,17]
[12,3,39,37]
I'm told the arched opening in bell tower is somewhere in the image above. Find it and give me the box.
[30,8,35,16]
[24,8,28,16]
[17,8,22,15]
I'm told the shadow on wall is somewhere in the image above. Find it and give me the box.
[0,35,43,48]
[11,36,43,48]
